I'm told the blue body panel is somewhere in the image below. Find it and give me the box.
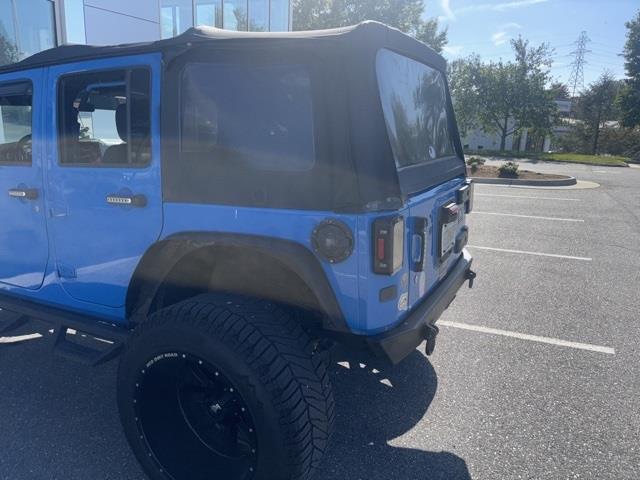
[406,177,467,309]
[0,53,468,335]
[160,203,361,330]
[355,176,466,334]
[0,68,49,290]
[0,54,163,323]
[45,54,163,309]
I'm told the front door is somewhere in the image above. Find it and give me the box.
[46,55,163,308]
[0,70,49,290]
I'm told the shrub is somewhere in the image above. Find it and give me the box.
[466,156,485,173]
[498,161,520,178]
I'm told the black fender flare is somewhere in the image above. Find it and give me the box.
[125,232,350,333]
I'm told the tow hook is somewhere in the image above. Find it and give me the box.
[424,324,439,356]
[466,269,477,288]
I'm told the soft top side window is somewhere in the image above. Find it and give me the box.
[58,68,151,167]
[0,81,33,165]
[180,62,315,172]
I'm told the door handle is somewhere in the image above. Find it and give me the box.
[106,193,147,207]
[8,188,38,200]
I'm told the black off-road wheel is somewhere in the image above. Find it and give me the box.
[117,294,335,480]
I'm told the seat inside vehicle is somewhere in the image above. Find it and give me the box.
[102,98,151,165]
[58,68,151,166]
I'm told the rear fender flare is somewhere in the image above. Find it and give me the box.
[125,232,349,333]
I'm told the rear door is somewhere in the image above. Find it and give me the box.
[376,49,468,310]
[0,69,49,289]
[45,54,162,308]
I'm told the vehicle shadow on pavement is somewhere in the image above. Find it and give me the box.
[317,348,472,480]
[0,336,470,480]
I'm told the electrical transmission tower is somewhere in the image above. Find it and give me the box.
[567,31,591,98]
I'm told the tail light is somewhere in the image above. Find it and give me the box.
[372,216,404,275]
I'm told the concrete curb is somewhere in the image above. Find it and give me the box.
[466,155,630,168]
[541,160,629,168]
[470,176,578,187]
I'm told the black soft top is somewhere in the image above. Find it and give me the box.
[2,21,463,212]
[0,21,446,74]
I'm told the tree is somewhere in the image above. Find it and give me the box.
[291,0,447,53]
[575,72,620,154]
[0,35,20,66]
[449,37,557,150]
[550,82,570,101]
[617,9,640,128]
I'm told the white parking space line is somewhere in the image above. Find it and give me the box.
[467,245,592,261]
[476,193,581,202]
[473,211,584,222]
[439,320,615,355]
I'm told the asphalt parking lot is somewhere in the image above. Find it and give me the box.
[1,160,639,480]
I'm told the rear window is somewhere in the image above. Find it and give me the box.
[376,48,456,169]
[181,63,315,172]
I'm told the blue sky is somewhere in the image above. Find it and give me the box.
[429,0,638,90]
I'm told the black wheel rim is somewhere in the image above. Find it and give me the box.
[133,352,258,480]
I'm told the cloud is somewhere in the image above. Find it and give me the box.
[491,22,522,46]
[440,0,455,20]
[443,44,464,55]
[499,22,523,30]
[451,0,549,17]
[492,31,509,46]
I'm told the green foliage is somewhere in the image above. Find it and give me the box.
[498,161,519,177]
[550,82,570,100]
[291,0,447,53]
[542,152,629,166]
[465,156,485,172]
[465,156,485,166]
[618,9,640,128]
[572,72,621,155]
[0,35,20,66]
[449,37,557,151]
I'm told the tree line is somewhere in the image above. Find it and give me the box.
[450,9,639,158]
[294,2,639,160]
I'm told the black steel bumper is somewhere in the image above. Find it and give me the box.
[366,249,474,364]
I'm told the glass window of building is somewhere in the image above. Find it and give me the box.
[0,0,56,66]
[63,0,87,44]
[195,0,223,28]
[248,0,268,32]
[161,0,291,38]
[14,0,56,59]
[269,0,289,31]
[0,1,18,65]
[161,0,194,39]
[223,0,248,31]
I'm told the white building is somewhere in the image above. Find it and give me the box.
[0,0,292,66]
[461,99,572,153]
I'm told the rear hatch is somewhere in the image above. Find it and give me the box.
[376,48,470,312]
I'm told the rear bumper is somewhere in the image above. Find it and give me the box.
[366,249,474,364]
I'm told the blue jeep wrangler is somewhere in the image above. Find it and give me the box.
[0,22,474,480]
